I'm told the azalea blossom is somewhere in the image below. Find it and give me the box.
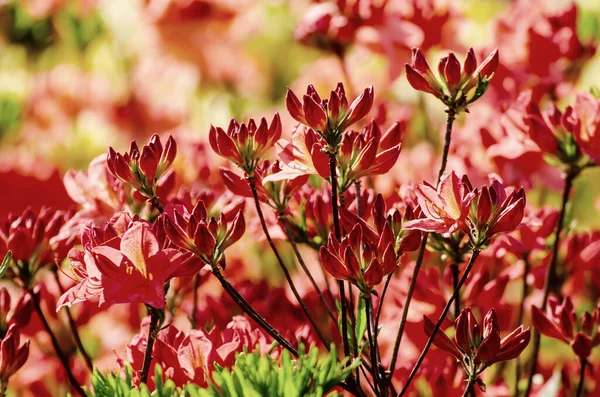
[337,121,403,192]
[0,324,30,382]
[209,114,282,176]
[424,308,530,391]
[286,82,374,140]
[163,201,245,266]
[403,172,476,235]
[319,221,397,292]
[406,47,499,110]
[107,134,177,200]
[57,213,200,309]
[531,296,600,360]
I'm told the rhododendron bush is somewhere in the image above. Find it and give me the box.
[1,0,600,396]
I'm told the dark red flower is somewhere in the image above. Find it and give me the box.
[531,296,600,360]
[209,114,281,176]
[107,134,177,199]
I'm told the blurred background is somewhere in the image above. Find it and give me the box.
[1,0,600,220]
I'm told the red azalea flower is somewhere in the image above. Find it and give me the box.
[466,178,526,247]
[319,221,396,292]
[403,171,475,235]
[524,94,600,169]
[163,201,245,265]
[107,134,177,199]
[274,124,330,179]
[0,207,75,288]
[425,308,530,391]
[406,47,499,110]
[57,213,199,310]
[573,93,600,166]
[337,121,403,192]
[209,114,281,176]
[286,82,373,138]
[0,324,30,382]
[531,296,600,360]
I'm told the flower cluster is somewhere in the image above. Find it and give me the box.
[107,135,177,201]
[286,83,374,145]
[406,48,499,111]
[405,172,525,248]
[532,297,600,360]
[425,308,530,391]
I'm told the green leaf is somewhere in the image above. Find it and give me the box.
[0,251,12,279]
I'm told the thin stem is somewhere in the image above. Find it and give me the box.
[513,254,531,396]
[28,289,86,396]
[365,296,380,395]
[140,307,161,385]
[437,108,456,183]
[212,266,299,356]
[280,216,336,323]
[577,359,587,397]
[387,234,428,383]
[387,108,456,387]
[397,250,481,397]
[462,377,476,397]
[53,271,94,372]
[375,273,393,336]
[149,196,164,213]
[524,170,577,397]
[192,273,200,328]
[248,177,329,348]
[328,152,351,357]
[451,262,460,318]
[0,379,7,397]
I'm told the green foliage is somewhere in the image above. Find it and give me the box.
[186,346,358,397]
[87,345,356,397]
[0,251,12,279]
[86,365,179,397]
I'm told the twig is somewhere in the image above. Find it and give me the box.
[140,306,161,385]
[280,216,337,323]
[28,289,86,396]
[524,169,577,396]
[53,271,94,372]
[386,107,457,390]
[247,177,329,348]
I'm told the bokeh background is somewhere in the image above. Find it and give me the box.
[2,0,600,222]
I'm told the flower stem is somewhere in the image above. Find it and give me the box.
[192,273,200,328]
[279,216,337,323]
[524,169,578,397]
[437,108,456,183]
[28,289,86,396]
[461,377,476,397]
[375,273,392,337]
[513,254,530,396]
[387,108,456,388]
[328,152,351,358]
[397,250,481,397]
[248,177,329,348]
[365,295,380,395]
[53,270,94,372]
[148,196,164,213]
[577,359,587,397]
[0,379,7,397]
[212,265,299,356]
[140,306,161,385]
[451,262,460,318]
